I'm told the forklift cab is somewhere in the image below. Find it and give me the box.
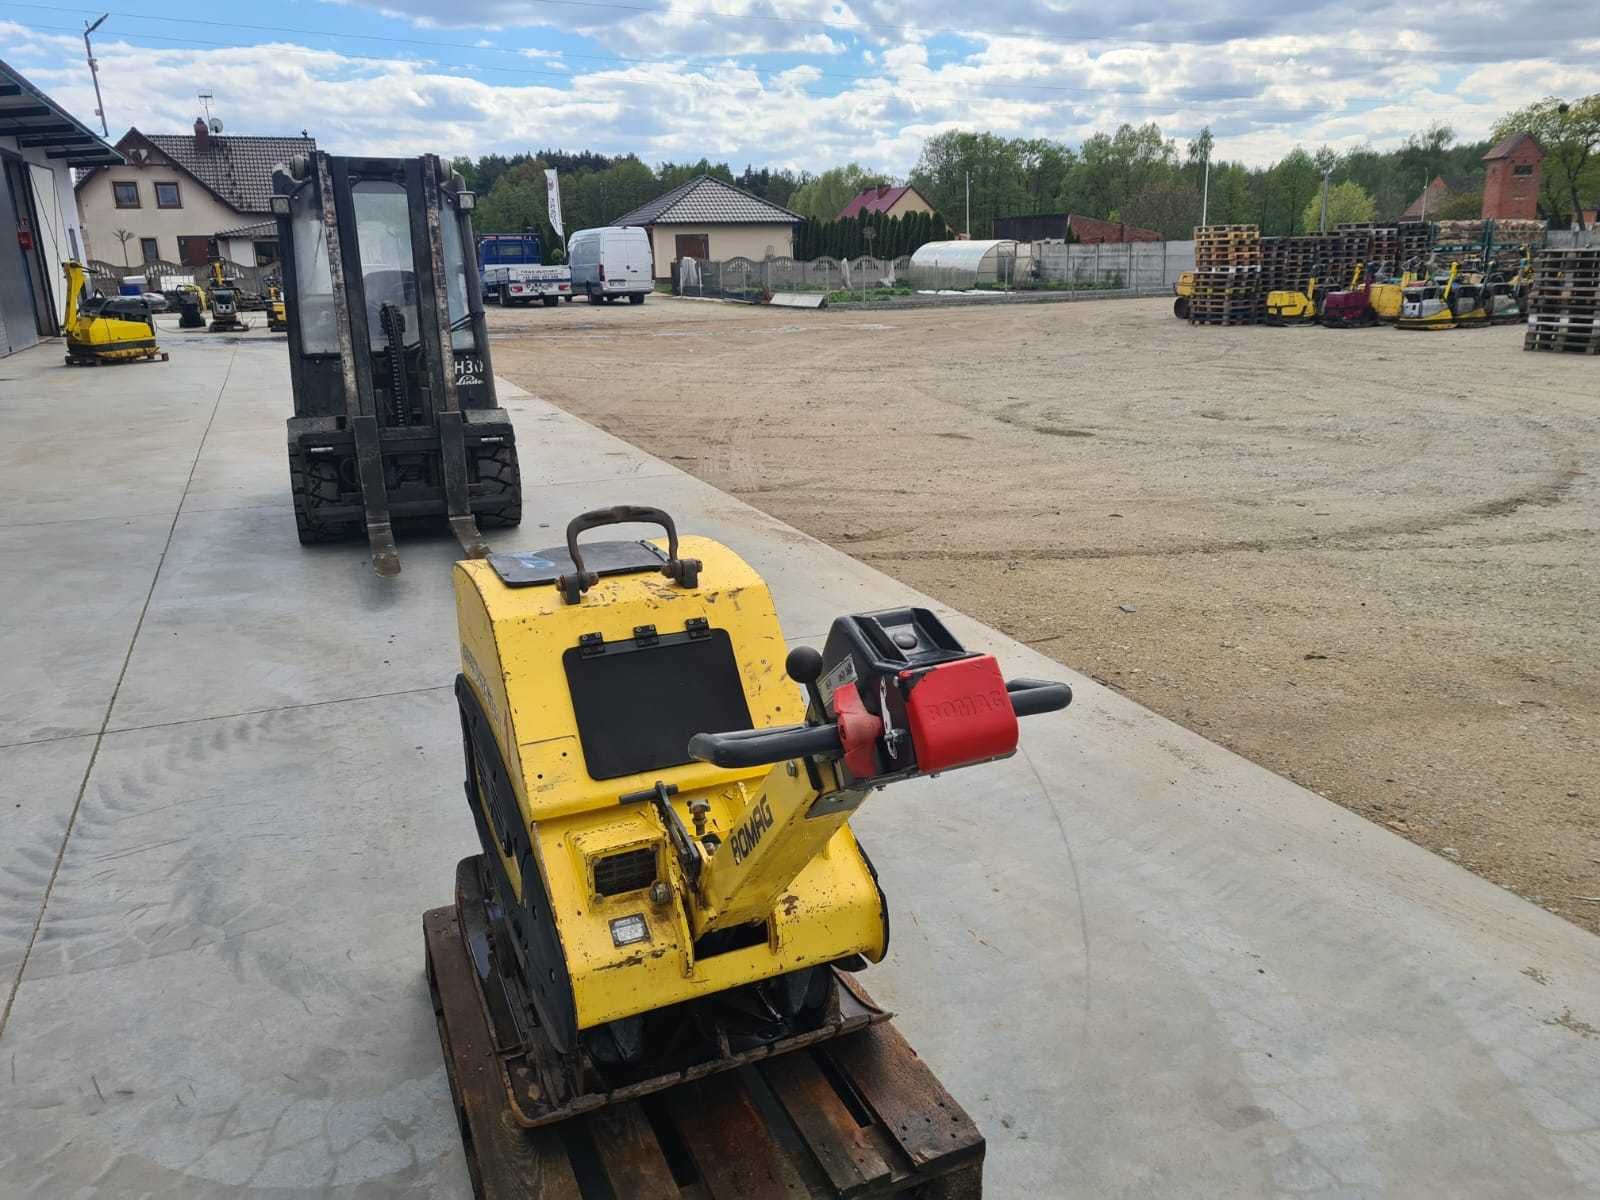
[273,152,521,576]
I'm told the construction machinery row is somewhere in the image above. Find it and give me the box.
[1174,219,1540,331]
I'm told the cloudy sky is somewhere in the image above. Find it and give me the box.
[2,0,1597,173]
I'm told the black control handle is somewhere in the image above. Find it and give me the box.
[687,677,1072,770]
[556,505,702,604]
[688,723,843,769]
[1005,678,1072,717]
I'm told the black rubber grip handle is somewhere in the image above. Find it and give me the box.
[687,723,843,769]
[557,505,700,604]
[566,505,680,570]
[1006,678,1073,717]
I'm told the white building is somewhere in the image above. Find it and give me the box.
[613,175,801,281]
[74,121,314,270]
[0,56,123,357]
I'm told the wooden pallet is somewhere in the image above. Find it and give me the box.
[1524,331,1600,355]
[424,906,985,1199]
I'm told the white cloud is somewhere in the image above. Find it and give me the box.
[3,13,1597,172]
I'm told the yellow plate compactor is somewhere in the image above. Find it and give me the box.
[450,505,1071,1125]
[60,260,168,366]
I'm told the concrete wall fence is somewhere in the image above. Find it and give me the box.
[676,239,1195,301]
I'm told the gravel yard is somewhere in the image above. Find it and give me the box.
[492,293,1600,933]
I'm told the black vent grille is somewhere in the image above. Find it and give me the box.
[594,847,657,897]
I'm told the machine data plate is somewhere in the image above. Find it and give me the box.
[488,539,667,587]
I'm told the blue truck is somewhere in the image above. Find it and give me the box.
[477,234,572,306]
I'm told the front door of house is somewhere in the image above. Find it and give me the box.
[178,235,212,267]
[674,234,709,261]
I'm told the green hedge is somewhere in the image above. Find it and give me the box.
[793,209,951,260]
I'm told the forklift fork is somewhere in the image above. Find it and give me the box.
[316,154,402,576]
[419,156,489,562]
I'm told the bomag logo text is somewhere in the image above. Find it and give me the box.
[730,798,775,865]
[923,689,1007,722]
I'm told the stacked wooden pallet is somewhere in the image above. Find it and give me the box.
[1525,247,1600,355]
[1192,225,1262,325]
[1397,221,1430,267]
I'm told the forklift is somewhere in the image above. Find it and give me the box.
[272,152,521,575]
[427,504,1070,1191]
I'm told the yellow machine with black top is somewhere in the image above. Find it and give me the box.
[1265,265,1321,325]
[266,283,288,333]
[451,505,1070,1125]
[1172,270,1195,319]
[60,260,168,366]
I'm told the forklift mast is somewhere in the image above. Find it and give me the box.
[273,151,521,575]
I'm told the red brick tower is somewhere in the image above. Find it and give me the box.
[1481,132,1543,220]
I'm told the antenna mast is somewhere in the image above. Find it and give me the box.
[83,14,109,137]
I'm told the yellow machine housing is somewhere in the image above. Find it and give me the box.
[454,536,887,1039]
[1265,273,1319,325]
[1172,271,1195,319]
[267,284,288,332]
[60,261,167,366]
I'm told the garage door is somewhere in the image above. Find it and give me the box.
[0,156,40,356]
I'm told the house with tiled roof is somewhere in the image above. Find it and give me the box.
[75,119,314,267]
[837,183,934,221]
[613,174,802,279]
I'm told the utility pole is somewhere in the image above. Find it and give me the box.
[83,14,109,137]
[964,172,970,238]
[1201,152,1211,225]
[1319,169,1332,233]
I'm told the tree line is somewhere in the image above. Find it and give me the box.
[452,94,1598,254]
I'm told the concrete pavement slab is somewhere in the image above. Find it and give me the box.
[1,692,471,1197]
[1,332,1598,1196]
[0,735,95,986]
[0,514,172,743]
[0,337,230,526]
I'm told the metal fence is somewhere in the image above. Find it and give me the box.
[673,240,1194,304]
[87,258,279,298]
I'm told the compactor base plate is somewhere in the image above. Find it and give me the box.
[424,862,985,1199]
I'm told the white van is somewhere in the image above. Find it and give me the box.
[566,226,654,305]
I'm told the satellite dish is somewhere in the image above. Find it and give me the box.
[209,118,224,134]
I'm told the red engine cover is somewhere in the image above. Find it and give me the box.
[901,656,1017,773]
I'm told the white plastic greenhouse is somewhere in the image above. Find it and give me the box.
[907,239,1026,287]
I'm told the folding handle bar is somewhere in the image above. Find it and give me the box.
[687,678,1072,769]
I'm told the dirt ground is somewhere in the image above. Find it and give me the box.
[491,293,1600,934]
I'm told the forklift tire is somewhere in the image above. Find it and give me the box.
[473,443,522,528]
[543,295,559,308]
[290,452,360,545]
[1173,296,1189,319]
[629,293,645,305]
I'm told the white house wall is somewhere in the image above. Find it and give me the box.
[76,151,256,265]
[644,223,796,278]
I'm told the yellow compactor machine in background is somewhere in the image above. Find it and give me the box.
[441,504,1070,1139]
[59,261,168,366]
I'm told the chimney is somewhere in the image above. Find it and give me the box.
[878,183,890,198]
[194,117,209,152]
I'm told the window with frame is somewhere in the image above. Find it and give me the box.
[155,181,181,208]
[1512,164,1534,177]
[113,181,140,208]
[140,237,160,264]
